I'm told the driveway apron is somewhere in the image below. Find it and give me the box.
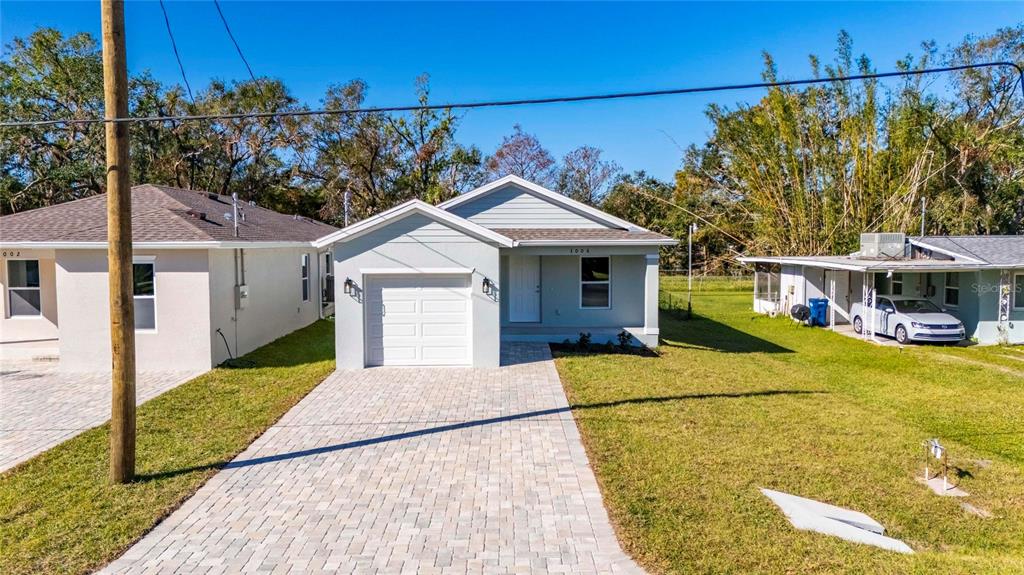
[104,343,642,574]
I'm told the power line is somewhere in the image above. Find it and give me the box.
[1,61,1020,128]
[158,0,195,104]
[212,0,265,99]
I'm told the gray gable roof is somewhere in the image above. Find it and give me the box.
[0,184,337,244]
[913,236,1024,266]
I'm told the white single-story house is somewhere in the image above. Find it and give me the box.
[0,184,338,371]
[739,233,1024,345]
[315,175,678,368]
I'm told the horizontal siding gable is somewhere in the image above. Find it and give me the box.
[353,213,490,247]
[449,184,612,229]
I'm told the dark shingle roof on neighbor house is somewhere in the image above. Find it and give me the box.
[913,235,1024,266]
[492,228,675,243]
[0,184,337,245]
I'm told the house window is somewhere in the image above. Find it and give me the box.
[580,256,610,308]
[301,254,310,302]
[7,260,41,317]
[891,273,903,295]
[1014,273,1024,310]
[944,272,959,307]
[133,261,156,330]
[322,252,334,304]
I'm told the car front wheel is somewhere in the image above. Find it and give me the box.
[853,316,863,334]
[895,324,909,344]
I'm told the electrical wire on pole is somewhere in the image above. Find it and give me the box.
[158,0,195,104]
[1,61,1020,128]
[212,0,265,99]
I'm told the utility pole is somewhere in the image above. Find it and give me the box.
[920,197,927,237]
[344,189,351,227]
[102,0,137,484]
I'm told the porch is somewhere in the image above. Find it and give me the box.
[498,249,661,347]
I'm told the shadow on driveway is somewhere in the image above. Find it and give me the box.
[137,389,823,482]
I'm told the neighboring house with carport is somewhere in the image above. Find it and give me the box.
[739,233,1024,345]
[316,175,677,368]
[0,184,338,371]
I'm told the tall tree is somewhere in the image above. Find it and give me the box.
[1,29,122,212]
[485,124,556,186]
[556,145,620,205]
[677,27,1023,261]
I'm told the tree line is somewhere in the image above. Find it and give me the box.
[0,28,620,224]
[2,26,1021,272]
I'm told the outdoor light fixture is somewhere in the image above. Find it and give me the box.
[343,277,355,295]
[482,277,493,295]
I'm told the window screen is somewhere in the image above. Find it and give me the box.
[7,260,41,316]
[580,257,610,308]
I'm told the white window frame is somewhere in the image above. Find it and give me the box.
[1014,272,1024,311]
[301,253,310,302]
[5,258,43,318]
[943,272,959,308]
[322,251,333,304]
[579,256,611,310]
[132,256,157,333]
[891,273,903,296]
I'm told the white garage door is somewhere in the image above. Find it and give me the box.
[365,274,472,366]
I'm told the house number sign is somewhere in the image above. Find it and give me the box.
[2,250,23,258]
[568,248,591,254]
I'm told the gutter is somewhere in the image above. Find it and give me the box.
[513,239,679,247]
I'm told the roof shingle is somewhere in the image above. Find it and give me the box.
[915,235,1024,266]
[0,184,337,244]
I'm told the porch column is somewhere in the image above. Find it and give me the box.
[643,253,660,346]
[998,269,1012,344]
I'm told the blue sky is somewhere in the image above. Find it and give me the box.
[3,1,1021,180]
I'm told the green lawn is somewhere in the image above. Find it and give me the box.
[0,320,335,575]
[556,277,1024,574]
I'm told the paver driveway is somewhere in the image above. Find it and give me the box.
[0,362,200,472]
[105,343,643,574]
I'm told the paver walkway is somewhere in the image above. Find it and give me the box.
[105,343,643,574]
[0,361,200,472]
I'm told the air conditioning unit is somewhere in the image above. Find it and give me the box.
[859,233,906,258]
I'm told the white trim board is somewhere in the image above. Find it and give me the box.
[908,239,987,264]
[360,267,474,276]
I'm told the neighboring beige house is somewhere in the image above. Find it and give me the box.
[0,185,337,371]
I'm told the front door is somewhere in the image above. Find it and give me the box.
[508,255,541,322]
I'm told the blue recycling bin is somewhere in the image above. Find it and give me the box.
[808,298,829,327]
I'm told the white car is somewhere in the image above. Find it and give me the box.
[851,296,965,344]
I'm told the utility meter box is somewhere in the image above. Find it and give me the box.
[235,284,249,310]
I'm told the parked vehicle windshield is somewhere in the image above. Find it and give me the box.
[893,299,943,314]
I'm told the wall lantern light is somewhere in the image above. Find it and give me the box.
[482,277,494,295]
[343,277,356,295]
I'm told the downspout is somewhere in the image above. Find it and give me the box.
[232,248,239,358]
[231,247,246,357]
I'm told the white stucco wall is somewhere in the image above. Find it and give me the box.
[54,249,213,372]
[331,213,502,369]
[207,247,322,365]
[1,249,59,343]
